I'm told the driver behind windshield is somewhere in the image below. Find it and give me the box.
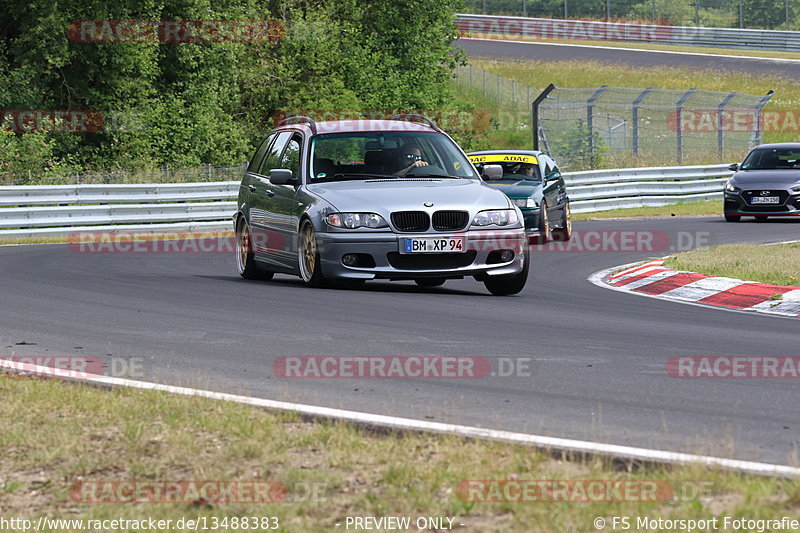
[393,144,429,176]
[518,163,537,178]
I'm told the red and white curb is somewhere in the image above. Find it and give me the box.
[590,259,800,318]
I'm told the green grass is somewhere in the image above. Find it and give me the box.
[665,243,800,286]
[1,376,800,532]
[572,200,721,220]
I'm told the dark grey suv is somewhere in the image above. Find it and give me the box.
[725,143,800,222]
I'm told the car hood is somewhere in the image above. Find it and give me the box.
[484,179,542,198]
[306,178,512,213]
[731,170,800,189]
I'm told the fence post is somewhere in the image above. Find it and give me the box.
[512,79,516,113]
[532,84,556,151]
[587,86,609,165]
[717,91,737,159]
[675,88,697,164]
[632,87,653,157]
[754,90,776,146]
[523,0,527,16]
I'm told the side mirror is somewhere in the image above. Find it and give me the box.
[728,163,739,172]
[270,169,296,185]
[545,171,561,182]
[482,164,503,180]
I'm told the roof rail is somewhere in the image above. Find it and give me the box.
[389,114,442,132]
[277,115,317,134]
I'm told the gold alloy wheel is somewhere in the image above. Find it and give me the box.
[237,221,250,273]
[300,223,317,280]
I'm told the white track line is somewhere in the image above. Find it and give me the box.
[461,37,800,63]
[2,358,799,477]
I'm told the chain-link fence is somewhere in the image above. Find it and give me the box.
[538,86,774,168]
[461,0,799,31]
[454,64,775,169]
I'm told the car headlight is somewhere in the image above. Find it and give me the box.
[512,198,537,208]
[791,185,800,193]
[725,181,741,193]
[472,209,519,227]
[326,213,388,229]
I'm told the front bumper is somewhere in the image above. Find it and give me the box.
[724,189,800,216]
[317,229,526,280]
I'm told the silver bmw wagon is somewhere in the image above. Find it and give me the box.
[233,115,528,295]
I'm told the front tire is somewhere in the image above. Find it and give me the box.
[236,218,273,280]
[724,214,741,222]
[534,202,551,244]
[484,250,530,296]
[551,201,572,242]
[298,220,328,288]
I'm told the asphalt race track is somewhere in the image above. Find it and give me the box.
[1,217,798,465]
[458,38,800,79]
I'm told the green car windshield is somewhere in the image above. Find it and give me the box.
[309,132,479,182]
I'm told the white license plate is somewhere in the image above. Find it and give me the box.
[401,237,464,254]
[750,196,779,204]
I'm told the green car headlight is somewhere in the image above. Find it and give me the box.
[512,198,537,208]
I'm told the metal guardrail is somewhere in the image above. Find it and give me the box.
[563,164,731,213]
[457,14,800,52]
[0,181,240,238]
[0,165,733,238]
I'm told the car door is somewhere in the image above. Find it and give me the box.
[540,156,564,223]
[250,131,291,265]
[262,133,303,270]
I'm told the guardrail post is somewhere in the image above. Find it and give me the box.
[717,92,737,159]
[753,90,775,146]
[587,86,609,166]
[632,87,653,157]
[532,83,556,151]
[675,88,697,164]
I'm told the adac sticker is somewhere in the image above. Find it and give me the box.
[468,154,538,165]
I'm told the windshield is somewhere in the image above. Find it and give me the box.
[741,148,800,170]
[468,154,541,181]
[309,132,479,182]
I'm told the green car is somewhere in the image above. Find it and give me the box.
[468,150,572,244]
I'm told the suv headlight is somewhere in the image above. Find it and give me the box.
[791,185,800,193]
[472,209,519,227]
[326,213,388,229]
[512,198,537,208]
[725,181,741,193]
